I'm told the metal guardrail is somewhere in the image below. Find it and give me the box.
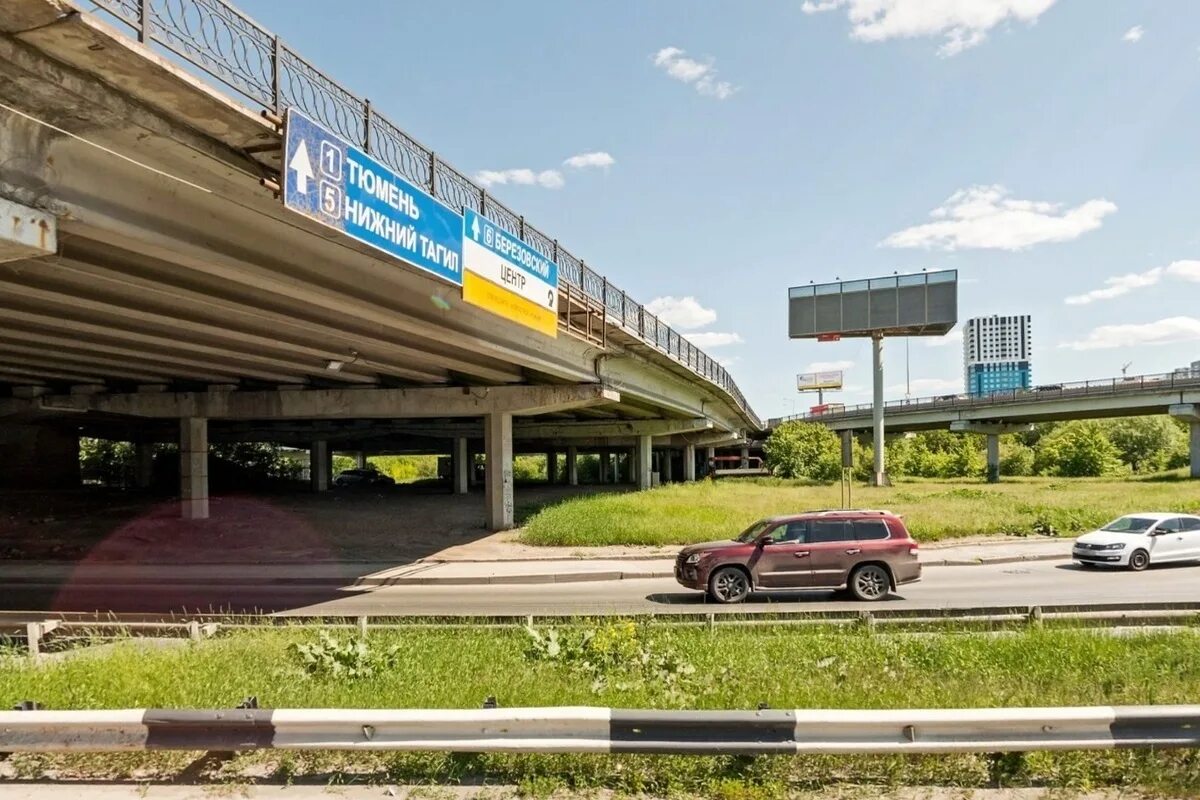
[78,0,757,425]
[769,370,1200,427]
[3,704,1198,754]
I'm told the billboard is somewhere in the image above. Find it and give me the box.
[797,371,844,391]
[788,269,957,339]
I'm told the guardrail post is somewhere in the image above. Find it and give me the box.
[25,623,41,658]
[358,616,369,638]
[480,188,487,214]
[1027,606,1043,628]
[138,0,151,43]
[270,36,281,115]
[362,99,372,153]
[858,610,876,632]
[428,152,438,194]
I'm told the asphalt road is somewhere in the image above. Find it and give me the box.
[5,560,1199,617]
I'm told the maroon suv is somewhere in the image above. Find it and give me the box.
[674,510,921,603]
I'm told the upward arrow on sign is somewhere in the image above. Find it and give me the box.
[470,216,481,241]
[289,140,314,193]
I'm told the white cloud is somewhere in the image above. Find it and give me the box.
[882,185,1116,251]
[683,331,744,347]
[1065,268,1163,305]
[652,46,737,99]
[716,355,739,368]
[1123,25,1144,43]
[475,168,564,190]
[1059,317,1200,351]
[924,328,964,348]
[801,0,1058,57]
[563,151,615,170]
[806,360,855,372]
[1062,260,1200,305]
[1166,260,1200,281]
[645,296,718,330]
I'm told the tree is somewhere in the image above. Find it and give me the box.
[763,421,842,482]
[1106,416,1188,473]
[1033,421,1124,477]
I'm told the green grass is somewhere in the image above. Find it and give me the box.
[3,625,1200,792]
[518,474,1200,547]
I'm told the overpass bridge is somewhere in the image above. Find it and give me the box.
[0,0,758,529]
[768,371,1200,481]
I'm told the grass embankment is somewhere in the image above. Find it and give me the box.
[519,475,1200,547]
[3,625,1200,792]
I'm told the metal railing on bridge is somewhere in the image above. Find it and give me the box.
[768,370,1200,428]
[83,0,756,425]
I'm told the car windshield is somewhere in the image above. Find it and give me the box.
[1101,516,1156,533]
[735,520,772,543]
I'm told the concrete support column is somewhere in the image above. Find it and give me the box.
[485,412,514,530]
[740,446,750,469]
[871,333,889,486]
[986,433,1001,484]
[1191,422,1200,480]
[636,435,653,490]
[628,448,638,485]
[355,451,367,469]
[683,444,696,482]
[453,436,469,495]
[566,445,579,486]
[546,450,558,484]
[180,417,208,520]
[663,449,674,483]
[705,447,715,478]
[599,451,611,484]
[310,440,330,493]
[135,441,155,490]
[468,444,482,488]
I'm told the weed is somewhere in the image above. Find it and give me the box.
[289,631,401,681]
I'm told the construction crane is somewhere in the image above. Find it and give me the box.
[1121,361,1132,378]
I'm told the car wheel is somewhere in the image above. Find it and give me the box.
[1128,549,1150,572]
[708,567,751,604]
[848,564,890,602]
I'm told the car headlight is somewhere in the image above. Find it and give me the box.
[1101,543,1126,551]
[684,553,706,565]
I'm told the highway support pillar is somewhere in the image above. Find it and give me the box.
[135,441,155,489]
[740,446,749,469]
[636,434,653,490]
[453,436,470,495]
[599,450,611,484]
[986,434,1000,484]
[683,444,696,482]
[1168,405,1200,479]
[546,449,558,484]
[949,422,1034,483]
[705,447,715,478]
[566,445,579,486]
[485,411,514,530]
[354,451,367,469]
[663,449,674,483]
[180,417,208,520]
[871,333,889,487]
[310,440,330,493]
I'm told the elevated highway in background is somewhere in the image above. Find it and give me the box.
[769,371,1200,480]
[0,0,758,529]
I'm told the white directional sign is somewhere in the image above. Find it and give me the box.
[461,209,558,337]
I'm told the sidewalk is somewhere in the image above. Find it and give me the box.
[354,536,1073,587]
[0,537,1073,590]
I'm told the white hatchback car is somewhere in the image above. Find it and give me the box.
[1073,513,1200,571]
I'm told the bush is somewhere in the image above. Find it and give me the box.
[762,421,841,481]
[1107,417,1188,473]
[999,439,1035,476]
[514,454,548,482]
[1034,421,1125,478]
[370,455,439,483]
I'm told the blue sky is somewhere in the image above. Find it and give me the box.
[235,0,1200,419]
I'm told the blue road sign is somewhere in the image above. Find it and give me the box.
[282,109,463,285]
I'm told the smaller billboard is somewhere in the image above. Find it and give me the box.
[797,371,844,391]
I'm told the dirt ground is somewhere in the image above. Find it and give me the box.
[0,483,625,565]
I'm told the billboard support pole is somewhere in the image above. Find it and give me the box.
[871,332,890,487]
